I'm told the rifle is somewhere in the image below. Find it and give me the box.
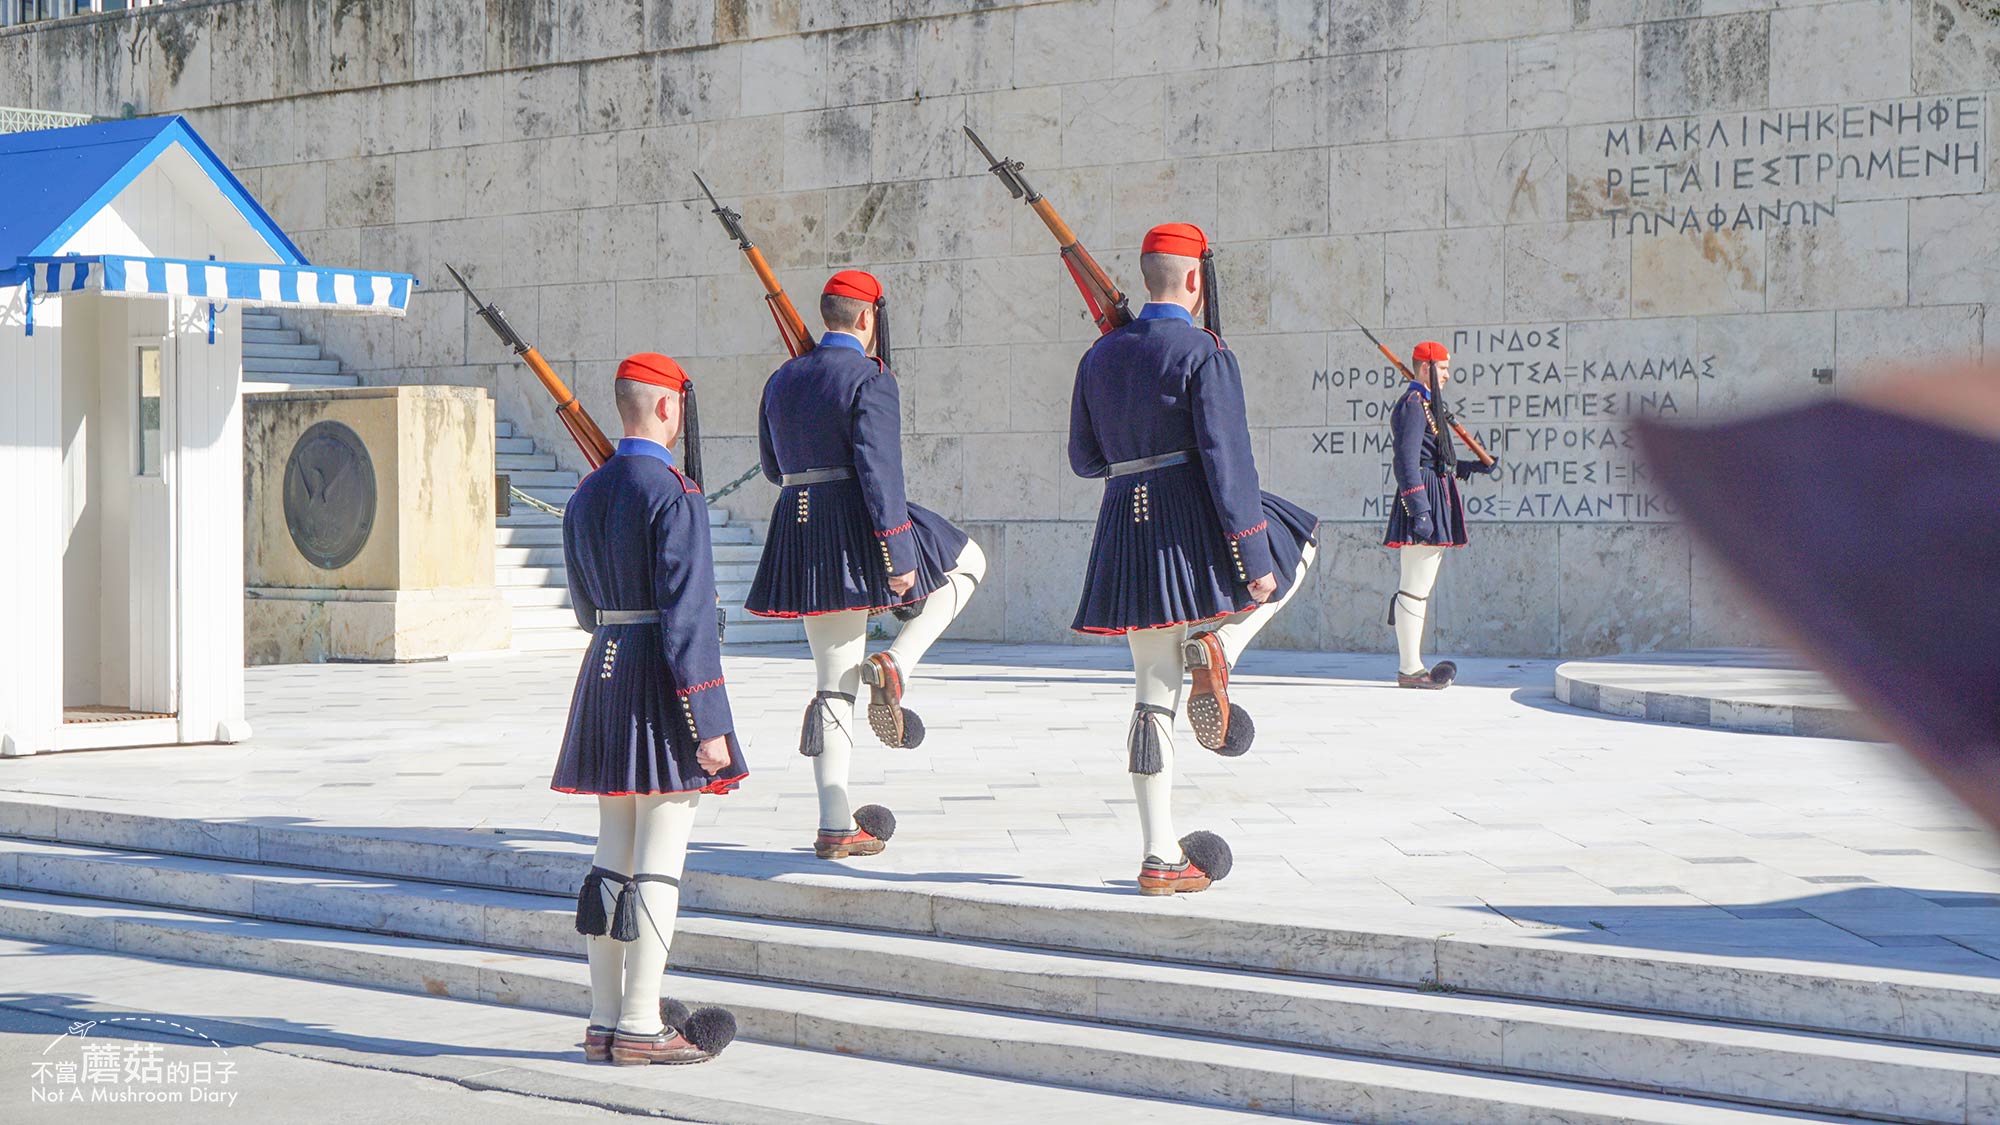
[964,126,1132,335]
[695,173,816,358]
[1348,317,1496,468]
[448,263,616,469]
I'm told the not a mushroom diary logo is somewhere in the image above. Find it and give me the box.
[26,1016,241,1109]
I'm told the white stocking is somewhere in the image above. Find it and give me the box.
[1127,624,1188,865]
[886,538,986,679]
[804,610,868,834]
[1394,545,1446,676]
[586,796,637,1030]
[1206,541,1319,668]
[618,791,701,1035]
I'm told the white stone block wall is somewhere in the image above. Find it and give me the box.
[6,0,1994,656]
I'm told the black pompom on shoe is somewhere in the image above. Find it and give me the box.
[853,804,898,843]
[1179,831,1234,883]
[681,1007,738,1057]
[660,998,691,1032]
[897,709,926,750]
[1431,660,1458,687]
[1214,704,1254,757]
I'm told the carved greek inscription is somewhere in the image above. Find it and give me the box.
[1588,97,1986,236]
[1311,326,1713,523]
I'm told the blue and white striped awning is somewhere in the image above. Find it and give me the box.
[21,254,415,314]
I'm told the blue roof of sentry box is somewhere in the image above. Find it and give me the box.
[0,115,306,279]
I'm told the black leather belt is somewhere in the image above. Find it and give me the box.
[1107,450,1194,477]
[781,467,856,486]
[595,610,655,626]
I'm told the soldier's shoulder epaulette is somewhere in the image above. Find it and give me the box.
[1199,326,1228,351]
[667,465,703,496]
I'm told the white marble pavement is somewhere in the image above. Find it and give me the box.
[2,642,1997,975]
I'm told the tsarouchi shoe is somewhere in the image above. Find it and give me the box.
[609,1005,737,1066]
[1398,660,1458,690]
[1136,831,1235,896]
[583,1024,614,1062]
[861,652,926,749]
[1185,633,1254,756]
[814,805,897,859]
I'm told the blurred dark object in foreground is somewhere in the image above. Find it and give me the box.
[1636,379,2000,830]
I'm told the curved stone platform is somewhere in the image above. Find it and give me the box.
[1554,649,1869,739]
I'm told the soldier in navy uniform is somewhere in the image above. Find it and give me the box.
[1383,341,1500,689]
[553,353,744,1067]
[745,270,986,861]
[1069,223,1319,895]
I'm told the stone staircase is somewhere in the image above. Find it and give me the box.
[1,800,1996,1123]
[239,310,803,650]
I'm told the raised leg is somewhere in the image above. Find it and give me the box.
[1207,541,1319,668]
[884,537,987,676]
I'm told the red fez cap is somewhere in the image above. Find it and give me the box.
[616,352,690,391]
[823,269,882,303]
[1142,222,1208,258]
[1412,341,1449,364]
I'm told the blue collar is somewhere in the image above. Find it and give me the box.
[818,331,866,354]
[616,437,675,465]
[1138,303,1194,325]
[1405,379,1431,401]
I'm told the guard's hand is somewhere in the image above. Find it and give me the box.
[1247,573,1277,603]
[1480,457,1502,477]
[887,570,916,596]
[1413,512,1436,540]
[696,736,731,774]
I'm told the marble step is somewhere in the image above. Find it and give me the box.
[494,436,535,455]
[494,451,557,471]
[507,627,593,652]
[243,341,326,359]
[244,375,362,394]
[0,887,1858,1125]
[242,355,342,375]
[4,796,1991,1063]
[494,420,515,438]
[16,936,1277,1125]
[241,312,283,330]
[501,581,751,609]
[722,619,807,645]
[0,838,1989,1121]
[241,328,301,345]
[502,470,578,490]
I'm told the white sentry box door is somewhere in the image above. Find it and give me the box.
[127,320,177,717]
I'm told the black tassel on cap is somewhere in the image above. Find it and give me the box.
[680,381,704,490]
[873,296,893,372]
[1199,249,1221,337]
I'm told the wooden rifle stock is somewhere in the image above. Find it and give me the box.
[967,127,1132,334]
[448,263,616,469]
[696,173,817,358]
[1351,319,1496,468]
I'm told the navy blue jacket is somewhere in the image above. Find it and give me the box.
[1069,306,1277,583]
[758,334,919,575]
[563,440,733,741]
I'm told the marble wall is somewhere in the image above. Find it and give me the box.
[8,0,1993,656]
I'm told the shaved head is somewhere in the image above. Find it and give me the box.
[1141,252,1200,302]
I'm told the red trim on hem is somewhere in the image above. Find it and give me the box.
[1382,541,1468,549]
[677,676,725,696]
[746,592,926,620]
[1074,602,1258,637]
[1226,520,1268,541]
[552,771,746,798]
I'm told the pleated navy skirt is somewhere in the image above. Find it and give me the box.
[1382,467,1469,548]
[551,623,749,796]
[1072,461,1319,635]
[745,478,971,617]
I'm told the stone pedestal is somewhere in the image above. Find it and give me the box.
[244,386,509,663]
